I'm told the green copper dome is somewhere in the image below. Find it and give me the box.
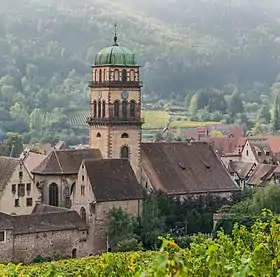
[94,31,137,66]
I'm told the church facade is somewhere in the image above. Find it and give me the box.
[87,31,143,182]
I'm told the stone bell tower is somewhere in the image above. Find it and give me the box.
[87,25,143,182]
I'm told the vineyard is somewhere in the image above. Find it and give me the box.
[67,110,219,130]
[1,211,280,276]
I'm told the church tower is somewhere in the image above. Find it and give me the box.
[87,25,143,182]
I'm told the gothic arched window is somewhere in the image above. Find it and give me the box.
[102,100,106,117]
[121,133,129,138]
[49,183,58,206]
[97,132,101,138]
[114,100,119,118]
[120,146,129,159]
[121,69,127,83]
[130,100,136,118]
[122,100,127,119]
[98,100,101,118]
[93,100,97,117]
[80,207,86,223]
[99,69,102,82]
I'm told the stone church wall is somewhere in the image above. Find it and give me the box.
[0,229,88,264]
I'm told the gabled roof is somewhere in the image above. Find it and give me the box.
[32,149,102,175]
[247,164,277,186]
[141,142,239,195]
[228,161,255,179]
[84,159,144,202]
[248,141,277,164]
[0,156,20,194]
[22,151,46,174]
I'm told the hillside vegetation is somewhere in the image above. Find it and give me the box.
[1,0,280,143]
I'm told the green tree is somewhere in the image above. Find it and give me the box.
[272,94,280,132]
[257,105,271,124]
[4,133,24,157]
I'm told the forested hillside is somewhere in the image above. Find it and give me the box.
[1,0,280,144]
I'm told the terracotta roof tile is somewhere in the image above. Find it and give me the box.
[22,152,46,173]
[247,164,277,186]
[84,159,144,202]
[228,161,255,179]
[32,149,102,175]
[141,142,239,195]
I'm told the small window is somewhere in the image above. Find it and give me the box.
[98,101,101,118]
[93,101,97,117]
[246,150,249,156]
[266,151,270,156]
[82,175,85,181]
[81,186,85,196]
[12,184,16,194]
[18,184,25,197]
[121,133,129,138]
[102,101,106,118]
[27,183,31,192]
[26,198,33,207]
[97,133,101,138]
[15,199,19,207]
[0,231,5,242]
[19,171,23,178]
[258,152,261,157]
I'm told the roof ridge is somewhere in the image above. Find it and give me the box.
[54,150,64,173]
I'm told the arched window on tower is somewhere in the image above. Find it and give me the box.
[49,183,58,206]
[114,100,119,118]
[94,70,98,82]
[97,132,101,138]
[130,69,135,81]
[93,100,97,117]
[80,207,86,223]
[121,69,127,83]
[122,100,127,119]
[130,100,136,118]
[114,69,119,81]
[98,100,101,118]
[102,100,106,118]
[99,69,102,82]
[103,69,106,81]
[120,146,129,159]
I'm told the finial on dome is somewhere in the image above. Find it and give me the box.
[113,23,118,46]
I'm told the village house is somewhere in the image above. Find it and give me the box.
[228,161,256,189]
[0,204,88,264]
[0,157,40,215]
[241,140,278,164]
[71,158,143,254]
[31,148,102,208]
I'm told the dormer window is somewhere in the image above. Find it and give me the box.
[266,151,270,156]
[258,152,261,156]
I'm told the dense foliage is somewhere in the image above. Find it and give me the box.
[2,0,280,142]
[1,211,280,276]
[108,192,230,251]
